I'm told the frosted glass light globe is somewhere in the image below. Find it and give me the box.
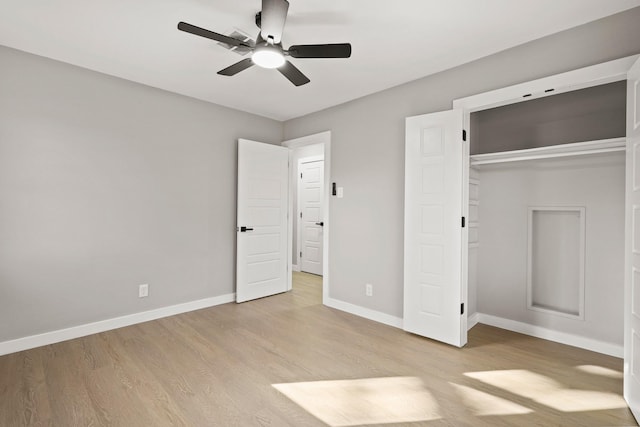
[252,46,285,68]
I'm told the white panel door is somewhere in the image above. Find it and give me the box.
[404,109,466,347]
[299,159,324,275]
[624,56,640,421]
[236,139,289,303]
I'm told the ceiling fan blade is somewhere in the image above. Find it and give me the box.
[218,58,255,76]
[278,60,310,86]
[261,0,289,44]
[178,22,248,48]
[288,43,352,58]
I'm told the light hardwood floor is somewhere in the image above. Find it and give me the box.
[0,272,636,426]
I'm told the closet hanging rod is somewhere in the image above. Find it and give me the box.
[469,137,625,166]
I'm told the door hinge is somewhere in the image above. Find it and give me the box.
[461,217,466,228]
[462,130,467,141]
[300,173,303,179]
[461,303,465,315]
[300,251,302,258]
[300,212,302,218]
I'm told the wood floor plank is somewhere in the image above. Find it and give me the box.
[107,326,193,426]
[0,272,636,426]
[0,353,23,426]
[40,343,100,426]
[18,348,52,426]
[83,364,159,426]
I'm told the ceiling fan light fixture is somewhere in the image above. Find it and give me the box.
[178,0,351,86]
[252,45,285,69]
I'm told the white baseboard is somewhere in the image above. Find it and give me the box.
[292,264,301,272]
[467,312,480,329]
[324,297,403,329]
[0,293,236,356]
[476,313,623,358]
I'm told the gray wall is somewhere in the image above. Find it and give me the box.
[471,81,626,154]
[476,154,625,345]
[0,46,282,342]
[283,7,640,319]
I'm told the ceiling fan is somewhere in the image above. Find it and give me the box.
[177,0,351,86]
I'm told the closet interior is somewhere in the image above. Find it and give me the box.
[467,80,627,351]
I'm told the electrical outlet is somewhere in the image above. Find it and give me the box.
[138,284,149,298]
[365,283,373,297]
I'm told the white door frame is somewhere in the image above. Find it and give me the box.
[297,155,324,274]
[283,131,331,303]
[624,56,640,423]
[453,55,638,114]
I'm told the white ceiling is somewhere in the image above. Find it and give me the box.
[1,0,639,121]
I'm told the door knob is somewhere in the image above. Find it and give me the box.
[315,222,324,226]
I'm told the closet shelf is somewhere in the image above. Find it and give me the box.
[469,137,626,166]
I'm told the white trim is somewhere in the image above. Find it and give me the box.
[635,205,640,255]
[324,297,403,329]
[453,55,639,112]
[0,294,235,356]
[283,131,331,149]
[634,79,640,130]
[461,108,470,343]
[467,312,480,329]
[299,155,324,163]
[470,137,626,166]
[634,142,640,192]
[292,264,301,272]
[527,206,586,320]
[476,313,623,358]
[283,131,331,305]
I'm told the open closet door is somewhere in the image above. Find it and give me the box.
[404,109,466,347]
[236,139,289,303]
[624,56,640,421]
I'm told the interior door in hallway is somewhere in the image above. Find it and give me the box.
[299,159,324,275]
[236,139,289,303]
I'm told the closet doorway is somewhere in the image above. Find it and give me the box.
[452,57,638,357]
[457,54,640,422]
[464,81,627,353]
[403,53,640,420]
[404,55,639,350]
[405,53,640,420]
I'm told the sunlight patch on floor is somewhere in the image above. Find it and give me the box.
[465,369,627,412]
[273,377,441,426]
[576,364,623,379]
[449,383,533,416]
